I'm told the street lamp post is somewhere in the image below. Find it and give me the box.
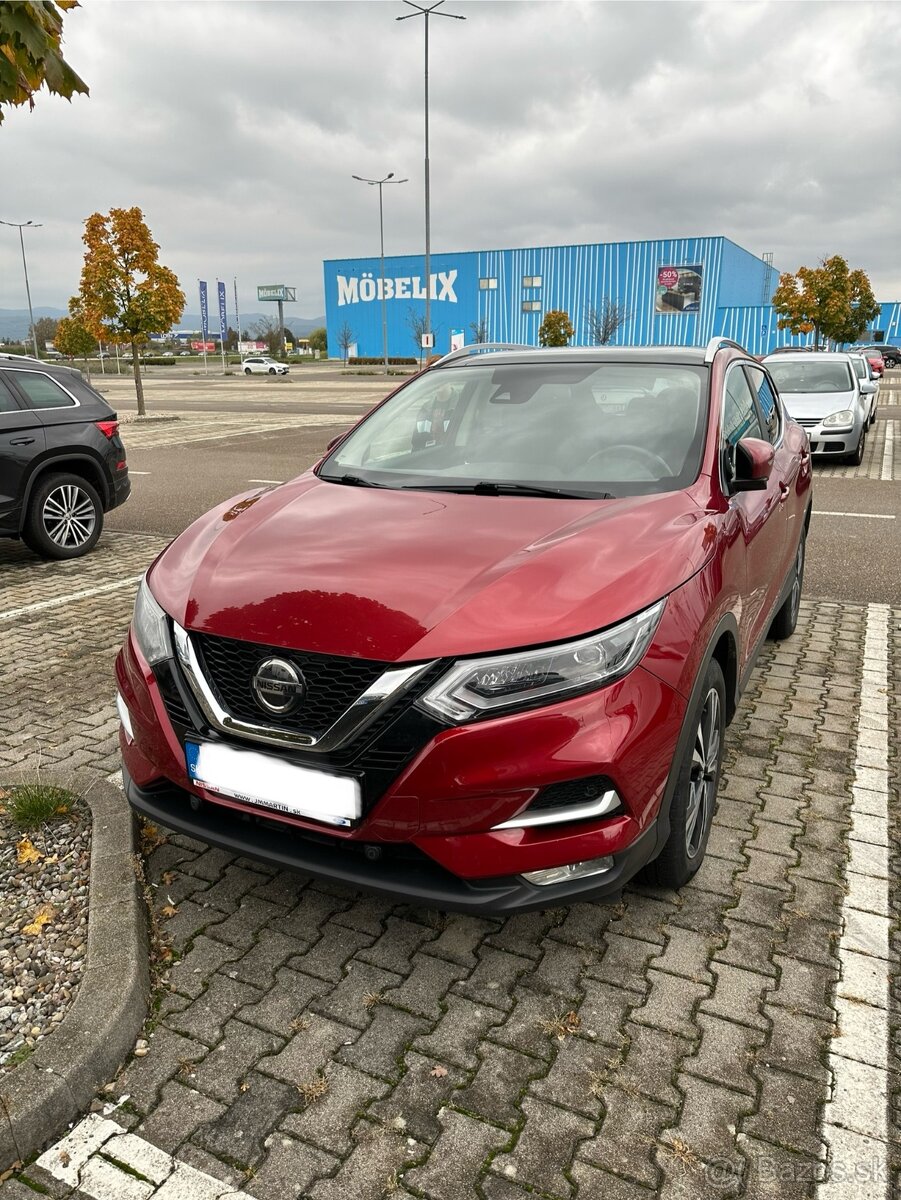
[1,219,43,358]
[352,173,408,372]
[396,1,464,355]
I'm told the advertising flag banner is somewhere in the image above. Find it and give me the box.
[199,281,210,342]
[217,281,228,343]
[655,265,703,314]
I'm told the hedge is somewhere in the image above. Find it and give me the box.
[348,356,418,366]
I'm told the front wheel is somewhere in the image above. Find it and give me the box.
[268,367,276,375]
[848,425,866,465]
[641,658,725,889]
[244,367,252,375]
[22,473,103,560]
[769,531,805,641]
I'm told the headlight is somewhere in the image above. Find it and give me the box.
[419,599,666,723]
[132,575,173,665]
[822,409,855,427]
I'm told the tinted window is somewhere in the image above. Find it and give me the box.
[10,371,77,409]
[0,375,21,413]
[745,366,781,445]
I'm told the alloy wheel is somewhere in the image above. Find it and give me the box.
[41,484,97,549]
[686,687,720,859]
[789,537,804,624]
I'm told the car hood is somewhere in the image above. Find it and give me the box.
[780,392,858,419]
[149,475,716,662]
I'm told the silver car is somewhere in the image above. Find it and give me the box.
[763,352,868,465]
[847,353,879,427]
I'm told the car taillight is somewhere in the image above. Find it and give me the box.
[96,420,119,438]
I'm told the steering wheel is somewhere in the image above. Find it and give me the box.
[585,444,672,479]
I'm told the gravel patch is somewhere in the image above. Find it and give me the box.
[0,796,90,1067]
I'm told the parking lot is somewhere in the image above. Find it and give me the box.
[1,375,899,1199]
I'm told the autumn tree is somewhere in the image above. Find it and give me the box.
[54,302,95,376]
[772,256,880,349]
[338,321,356,365]
[76,207,185,415]
[586,299,630,346]
[307,326,327,354]
[30,315,58,349]
[538,309,574,347]
[0,0,88,123]
[250,316,283,357]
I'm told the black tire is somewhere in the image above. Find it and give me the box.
[22,472,103,560]
[769,530,805,641]
[244,367,252,375]
[641,658,726,889]
[884,356,898,369]
[848,425,866,465]
[268,367,276,375]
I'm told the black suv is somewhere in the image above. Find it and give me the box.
[0,355,130,559]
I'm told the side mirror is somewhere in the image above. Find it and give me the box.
[326,432,347,452]
[732,437,774,491]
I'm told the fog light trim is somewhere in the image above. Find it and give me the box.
[521,855,614,886]
[492,787,620,831]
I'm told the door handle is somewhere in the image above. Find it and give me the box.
[9,437,35,446]
[778,481,791,502]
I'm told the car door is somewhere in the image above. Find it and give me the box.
[0,374,46,532]
[720,361,787,664]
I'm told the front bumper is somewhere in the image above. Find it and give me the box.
[801,417,864,456]
[116,626,685,912]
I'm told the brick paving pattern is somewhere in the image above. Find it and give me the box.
[2,537,899,1198]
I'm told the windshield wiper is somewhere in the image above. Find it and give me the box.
[406,481,613,500]
[328,474,387,488]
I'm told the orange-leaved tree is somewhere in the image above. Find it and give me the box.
[76,207,185,415]
[538,310,574,347]
[54,299,96,376]
[0,0,88,123]
[772,256,879,348]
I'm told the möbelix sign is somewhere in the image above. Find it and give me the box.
[337,270,458,307]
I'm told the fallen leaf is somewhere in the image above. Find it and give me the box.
[0,788,9,800]
[159,904,179,919]
[16,837,42,866]
[59,1150,71,1167]
[161,870,176,885]
[430,1065,448,1078]
[22,903,56,936]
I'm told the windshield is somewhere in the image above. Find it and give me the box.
[319,361,708,498]
[767,361,855,394]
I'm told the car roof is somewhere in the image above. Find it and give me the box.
[0,353,84,379]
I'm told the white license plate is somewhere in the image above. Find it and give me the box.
[185,740,361,827]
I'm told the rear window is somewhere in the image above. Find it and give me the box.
[766,361,855,394]
[8,370,77,409]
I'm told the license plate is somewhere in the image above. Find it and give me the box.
[185,741,361,827]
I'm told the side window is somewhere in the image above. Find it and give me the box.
[10,371,77,410]
[745,365,781,445]
[722,365,764,484]
[0,375,21,414]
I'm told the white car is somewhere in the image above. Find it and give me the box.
[847,353,879,427]
[242,356,289,376]
[763,351,869,465]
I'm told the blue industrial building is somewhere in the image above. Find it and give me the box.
[323,236,900,359]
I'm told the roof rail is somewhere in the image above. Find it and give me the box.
[0,351,42,363]
[433,342,535,367]
[703,337,749,364]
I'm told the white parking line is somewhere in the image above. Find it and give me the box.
[816,511,895,520]
[128,470,151,475]
[817,602,890,1199]
[881,421,894,482]
[0,576,143,622]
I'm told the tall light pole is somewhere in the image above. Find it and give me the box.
[396,1,464,355]
[1,219,43,358]
[352,173,408,372]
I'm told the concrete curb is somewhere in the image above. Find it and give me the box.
[0,771,150,1171]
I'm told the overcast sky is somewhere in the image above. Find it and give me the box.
[3,0,900,323]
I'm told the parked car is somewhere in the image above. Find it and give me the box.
[763,351,868,463]
[242,356,289,376]
[117,338,811,912]
[0,354,130,559]
[847,353,879,426]
[860,350,886,379]
[856,343,900,370]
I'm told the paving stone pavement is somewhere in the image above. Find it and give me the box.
[2,540,900,1199]
[809,417,898,482]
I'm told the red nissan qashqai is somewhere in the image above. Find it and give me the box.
[116,340,811,912]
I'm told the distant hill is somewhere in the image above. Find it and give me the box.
[0,307,326,343]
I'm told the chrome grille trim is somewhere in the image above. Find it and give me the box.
[172,622,435,753]
[491,788,621,830]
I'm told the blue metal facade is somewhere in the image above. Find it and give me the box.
[323,240,900,359]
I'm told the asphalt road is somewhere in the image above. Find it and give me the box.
[107,402,901,605]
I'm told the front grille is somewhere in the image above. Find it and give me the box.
[796,418,818,428]
[193,632,390,736]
